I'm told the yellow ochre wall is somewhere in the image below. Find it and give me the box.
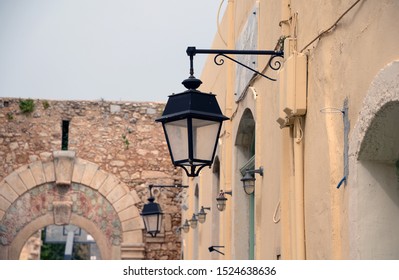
[181,0,399,260]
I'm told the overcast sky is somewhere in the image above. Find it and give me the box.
[0,0,227,103]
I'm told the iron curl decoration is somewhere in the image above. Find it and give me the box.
[214,54,226,66]
[213,53,283,81]
[268,55,284,71]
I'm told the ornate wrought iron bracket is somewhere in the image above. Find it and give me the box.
[186,46,284,81]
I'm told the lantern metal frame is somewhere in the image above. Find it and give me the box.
[140,184,188,237]
[197,206,211,224]
[216,190,233,212]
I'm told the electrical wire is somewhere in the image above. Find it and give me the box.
[217,0,227,46]
[273,200,281,223]
[300,0,362,53]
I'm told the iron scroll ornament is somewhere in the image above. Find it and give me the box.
[213,53,283,81]
[186,47,284,81]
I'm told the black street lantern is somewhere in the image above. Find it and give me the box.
[140,196,163,237]
[156,75,229,177]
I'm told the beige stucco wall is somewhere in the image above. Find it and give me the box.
[181,0,399,260]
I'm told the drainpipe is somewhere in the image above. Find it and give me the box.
[293,117,306,259]
[222,0,235,259]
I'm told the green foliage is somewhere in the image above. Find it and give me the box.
[42,100,50,109]
[6,112,14,120]
[19,99,35,114]
[122,134,130,149]
[40,243,66,260]
[40,229,91,260]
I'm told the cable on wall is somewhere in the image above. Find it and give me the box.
[300,0,362,53]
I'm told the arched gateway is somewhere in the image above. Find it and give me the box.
[0,150,145,260]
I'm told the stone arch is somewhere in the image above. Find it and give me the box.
[348,60,399,259]
[0,151,144,260]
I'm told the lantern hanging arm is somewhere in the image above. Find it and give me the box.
[186,46,284,81]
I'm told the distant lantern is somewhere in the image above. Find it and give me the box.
[140,197,163,237]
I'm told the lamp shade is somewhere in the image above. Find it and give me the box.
[182,219,190,233]
[197,207,207,223]
[140,197,163,237]
[216,191,228,212]
[189,213,198,229]
[156,77,229,177]
[241,172,256,195]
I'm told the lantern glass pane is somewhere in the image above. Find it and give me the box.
[143,213,162,234]
[164,119,188,162]
[244,181,255,195]
[192,118,220,163]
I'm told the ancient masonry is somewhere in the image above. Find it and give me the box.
[0,98,183,260]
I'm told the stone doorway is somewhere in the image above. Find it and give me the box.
[0,151,145,260]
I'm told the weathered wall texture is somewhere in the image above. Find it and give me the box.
[181,0,399,260]
[0,98,183,260]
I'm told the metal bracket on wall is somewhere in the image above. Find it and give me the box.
[186,47,284,81]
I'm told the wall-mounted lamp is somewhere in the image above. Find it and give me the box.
[182,219,190,233]
[189,214,198,229]
[241,167,264,195]
[216,190,232,212]
[197,206,211,223]
[140,184,188,237]
[156,47,283,177]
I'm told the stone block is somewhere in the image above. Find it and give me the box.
[120,243,145,260]
[122,216,144,232]
[164,214,172,232]
[29,161,46,186]
[53,201,72,225]
[53,150,76,186]
[98,174,119,197]
[122,231,144,244]
[129,189,141,205]
[90,169,108,190]
[71,158,87,183]
[113,193,135,213]
[106,184,128,204]
[110,104,121,113]
[0,209,4,221]
[42,161,55,182]
[80,162,99,186]
[118,206,140,222]
[0,195,10,212]
[18,168,36,190]
[4,173,27,196]
[0,182,18,203]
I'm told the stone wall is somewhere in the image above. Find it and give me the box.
[0,98,183,260]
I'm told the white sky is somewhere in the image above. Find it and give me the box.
[0,0,227,103]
